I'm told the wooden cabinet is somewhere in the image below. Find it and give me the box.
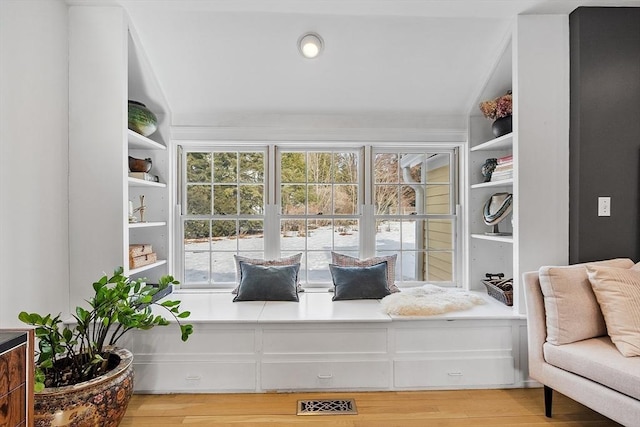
[0,331,33,427]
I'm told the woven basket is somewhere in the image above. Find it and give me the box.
[129,244,153,258]
[482,274,513,306]
[129,252,157,269]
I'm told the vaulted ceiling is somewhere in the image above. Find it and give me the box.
[113,0,639,127]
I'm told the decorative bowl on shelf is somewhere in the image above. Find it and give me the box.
[128,100,157,137]
[129,156,152,173]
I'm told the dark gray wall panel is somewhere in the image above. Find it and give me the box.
[569,7,640,263]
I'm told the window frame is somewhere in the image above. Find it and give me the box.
[176,142,460,290]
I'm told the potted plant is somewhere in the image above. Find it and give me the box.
[479,90,513,137]
[18,267,193,427]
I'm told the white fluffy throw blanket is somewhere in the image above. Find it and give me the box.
[381,284,485,316]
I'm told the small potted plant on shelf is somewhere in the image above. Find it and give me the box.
[18,267,193,427]
[479,90,513,138]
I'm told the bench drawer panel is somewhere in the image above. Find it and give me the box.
[134,361,256,392]
[127,327,256,355]
[395,326,512,352]
[394,357,515,388]
[262,361,390,390]
[262,328,387,354]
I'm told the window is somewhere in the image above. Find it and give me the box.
[178,144,458,289]
[373,150,456,283]
[181,149,266,287]
[279,149,361,283]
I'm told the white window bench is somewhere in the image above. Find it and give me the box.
[124,292,529,393]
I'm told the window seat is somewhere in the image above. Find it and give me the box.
[128,291,527,394]
[166,289,523,323]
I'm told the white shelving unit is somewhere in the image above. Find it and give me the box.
[126,29,172,282]
[466,35,515,314]
[127,127,169,278]
[69,6,128,305]
[129,221,167,229]
[470,233,513,243]
[470,178,513,189]
[128,129,166,150]
[470,133,513,152]
[129,260,168,276]
[128,178,167,188]
[466,15,571,319]
[69,7,173,302]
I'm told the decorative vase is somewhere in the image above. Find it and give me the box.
[481,158,498,182]
[129,156,152,173]
[492,115,512,138]
[128,100,157,137]
[33,348,134,427]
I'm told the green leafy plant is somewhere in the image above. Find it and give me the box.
[19,267,193,392]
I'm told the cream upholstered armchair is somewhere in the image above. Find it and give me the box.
[523,258,640,427]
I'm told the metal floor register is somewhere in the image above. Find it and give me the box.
[297,399,358,416]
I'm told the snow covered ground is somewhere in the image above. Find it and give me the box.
[184,221,417,285]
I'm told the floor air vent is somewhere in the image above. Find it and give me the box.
[297,399,358,416]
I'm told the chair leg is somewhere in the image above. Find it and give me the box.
[544,385,553,418]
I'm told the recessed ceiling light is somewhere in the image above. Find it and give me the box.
[298,33,323,59]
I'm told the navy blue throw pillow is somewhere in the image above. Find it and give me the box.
[233,262,300,302]
[330,261,391,301]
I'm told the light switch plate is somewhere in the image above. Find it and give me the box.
[598,197,611,217]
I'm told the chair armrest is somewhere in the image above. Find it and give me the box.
[523,271,547,380]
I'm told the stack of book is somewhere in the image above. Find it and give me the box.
[128,172,159,182]
[491,154,513,182]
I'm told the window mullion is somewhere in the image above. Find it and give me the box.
[361,146,374,258]
[360,204,376,258]
[264,204,280,259]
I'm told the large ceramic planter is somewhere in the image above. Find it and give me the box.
[34,348,134,427]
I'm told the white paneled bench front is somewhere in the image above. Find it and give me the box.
[123,291,528,393]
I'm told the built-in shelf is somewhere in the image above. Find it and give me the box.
[129,221,167,229]
[470,133,513,152]
[128,177,166,188]
[129,259,167,275]
[471,233,514,243]
[128,129,166,150]
[471,179,513,189]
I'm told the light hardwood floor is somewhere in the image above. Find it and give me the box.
[121,388,621,426]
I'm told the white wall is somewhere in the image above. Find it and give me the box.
[513,14,570,312]
[68,6,128,308]
[0,0,70,326]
